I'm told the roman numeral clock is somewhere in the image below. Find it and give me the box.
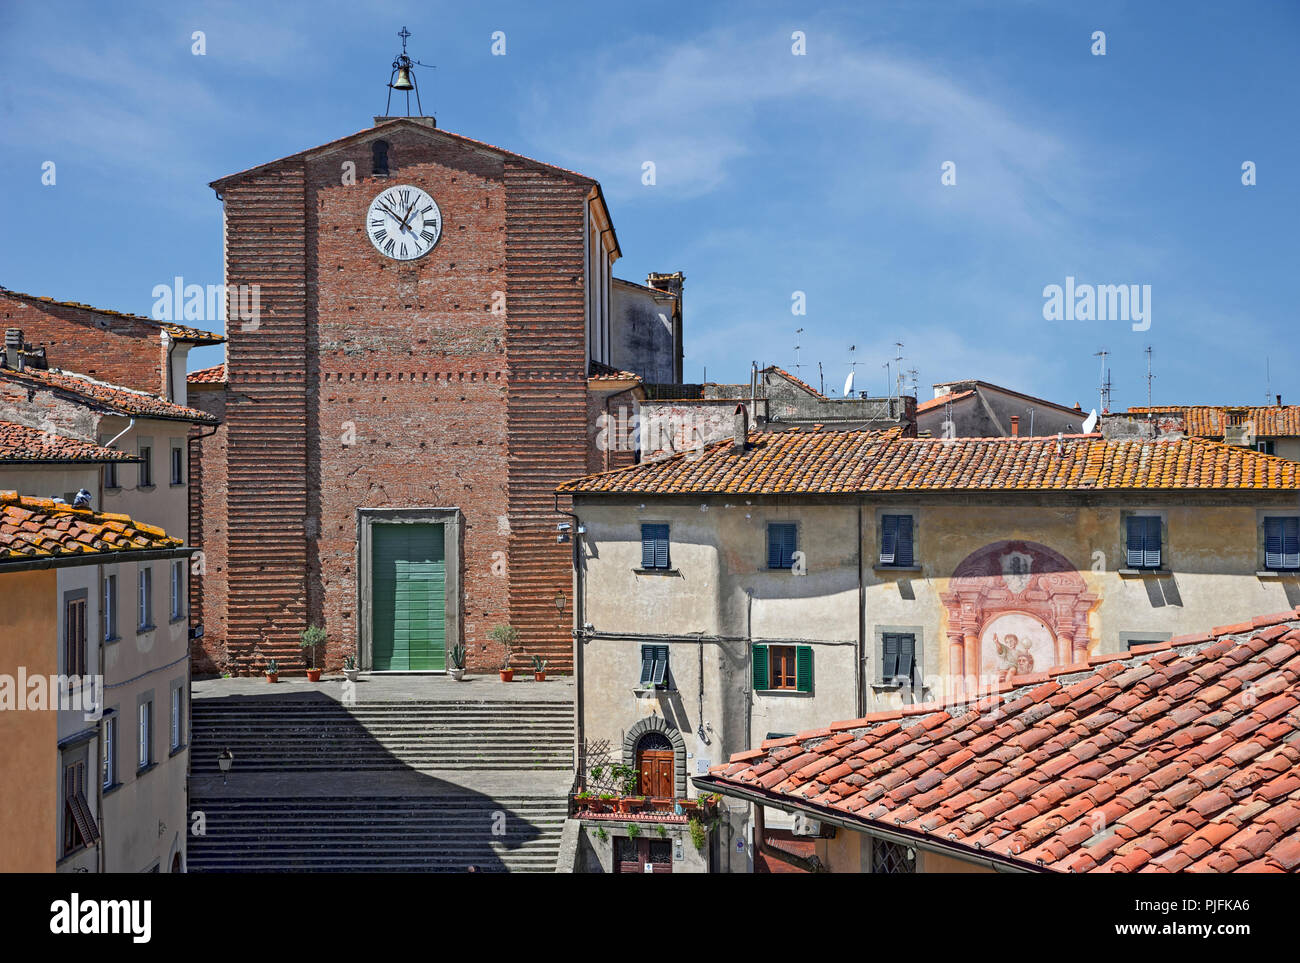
[366,185,443,260]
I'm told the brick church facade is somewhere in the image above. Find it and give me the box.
[189,116,679,676]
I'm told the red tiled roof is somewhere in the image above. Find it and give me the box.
[0,286,224,344]
[187,363,227,386]
[701,609,1300,873]
[0,421,140,464]
[0,366,218,424]
[559,431,1300,495]
[1127,406,1300,438]
[588,359,641,383]
[916,389,975,414]
[0,491,184,563]
[763,366,827,400]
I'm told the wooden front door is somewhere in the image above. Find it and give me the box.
[638,749,674,798]
[615,838,673,873]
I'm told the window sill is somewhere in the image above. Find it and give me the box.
[137,484,155,491]
[102,780,123,797]
[103,634,121,645]
[169,743,186,758]
[136,761,157,778]
[874,565,922,573]
[633,568,680,576]
[169,481,185,488]
[137,625,156,635]
[1256,570,1299,578]
[169,614,187,625]
[754,688,811,696]
[1118,568,1170,578]
[56,844,96,867]
[632,686,674,698]
[104,486,121,492]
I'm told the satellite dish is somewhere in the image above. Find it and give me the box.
[843,371,855,397]
[1082,409,1099,434]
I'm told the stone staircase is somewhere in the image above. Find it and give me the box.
[188,697,574,872]
[187,795,568,872]
[190,700,574,772]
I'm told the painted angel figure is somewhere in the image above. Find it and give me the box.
[993,633,1035,680]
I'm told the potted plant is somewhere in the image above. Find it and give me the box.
[449,643,467,681]
[342,655,359,683]
[265,658,279,683]
[299,625,326,682]
[531,655,548,682]
[594,793,616,814]
[489,624,519,681]
[573,790,593,811]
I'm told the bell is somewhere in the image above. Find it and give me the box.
[391,66,414,91]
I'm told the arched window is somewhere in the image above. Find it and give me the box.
[371,140,390,177]
[635,732,674,797]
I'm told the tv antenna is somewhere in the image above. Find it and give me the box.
[893,342,906,399]
[1144,345,1155,407]
[1094,348,1113,413]
[844,344,864,397]
[793,327,804,379]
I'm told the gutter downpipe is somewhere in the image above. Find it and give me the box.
[754,801,825,873]
[554,491,585,781]
[857,495,866,718]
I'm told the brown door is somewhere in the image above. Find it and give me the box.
[638,749,674,798]
[615,838,673,873]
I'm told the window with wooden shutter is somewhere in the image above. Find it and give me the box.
[767,523,797,569]
[1264,516,1300,571]
[880,633,916,684]
[1125,515,1162,569]
[880,514,914,567]
[640,524,670,570]
[638,645,669,687]
[795,645,813,693]
[752,644,769,691]
[769,646,797,690]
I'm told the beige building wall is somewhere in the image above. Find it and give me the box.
[0,569,59,872]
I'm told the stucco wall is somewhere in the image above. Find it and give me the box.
[0,569,59,871]
[610,280,676,384]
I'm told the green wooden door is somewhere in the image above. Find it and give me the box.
[371,523,446,671]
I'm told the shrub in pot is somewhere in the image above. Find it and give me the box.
[265,658,280,683]
[299,624,326,682]
[489,624,519,681]
[531,655,548,682]
[342,655,359,683]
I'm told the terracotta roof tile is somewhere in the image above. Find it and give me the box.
[917,390,975,414]
[187,363,226,386]
[700,609,1300,872]
[0,366,217,424]
[0,421,141,464]
[587,359,641,383]
[0,286,224,344]
[0,491,184,563]
[560,432,1300,495]
[1127,405,1300,438]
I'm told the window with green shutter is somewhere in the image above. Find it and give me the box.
[880,633,916,684]
[753,644,812,692]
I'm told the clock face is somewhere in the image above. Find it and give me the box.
[365,184,442,261]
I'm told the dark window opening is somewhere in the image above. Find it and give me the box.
[1264,516,1300,571]
[880,633,916,685]
[640,524,670,569]
[1125,515,1162,569]
[880,514,914,567]
[767,523,797,569]
[372,140,390,176]
[639,645,669,687]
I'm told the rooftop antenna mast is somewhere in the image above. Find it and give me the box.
[793,327,804,380]
[844,344,864,397]
[1265,357,1272,406]
[1144,345,1154,407]
[893,342,906,401]
[1094,348,1112,414]
[385,26,436,117]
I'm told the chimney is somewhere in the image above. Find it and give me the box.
[1277,394,1283,407]
[732,403,749,454]
[1009,415,1020,437]
[4,329,23,370]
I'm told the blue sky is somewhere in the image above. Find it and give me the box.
[1,0,1296,411]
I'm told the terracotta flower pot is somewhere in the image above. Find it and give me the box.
[617,798,636,814]
[265,673,278,684]
[534,671,547,682]
[499,669,514,682]
[306,669,322,682]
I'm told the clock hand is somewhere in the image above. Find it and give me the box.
[398,202,417,232]
[377,202,408,229]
